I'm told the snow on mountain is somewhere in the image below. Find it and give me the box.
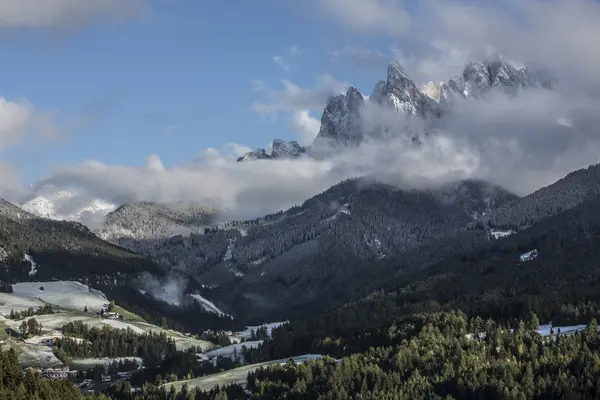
[370,61,440,118]
[10,281,109,313]
[98,201,217,241]
[21,187,116,225]
[242,57,555,162]
[23,254,38,276]
[237,139,306,162]
[313,86,365,148]
[422,81,448,103]
[189,294,229,317]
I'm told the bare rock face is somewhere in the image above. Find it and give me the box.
[237,139,307,162]
[240,57,556,162]
[312,86,365,150]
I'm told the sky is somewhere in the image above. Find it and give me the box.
[2,0,600,222]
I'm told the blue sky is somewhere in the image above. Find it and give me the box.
[3,0,600,218]
[0,0,404,184]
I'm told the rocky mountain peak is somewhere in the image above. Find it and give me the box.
[313,86,365,148]
[271,139,306,159]
[237,139,307,162]
[386,61,413,90]
[453,58,557,98]
[369,61,440,118]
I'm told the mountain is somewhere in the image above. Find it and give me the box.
[447,59,556,99]
[482,163,600,229]
[369,61,442,118]
[108,178,517,317]
[21,186,116,227]
[313,86,365,149]
[98,201,218,242]
[0,198,165,284]
[240,57,556,159]
[237,139,306,162]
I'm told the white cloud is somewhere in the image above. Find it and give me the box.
[0,97,34,150]
[14,0,600,226]
[271,45,303,72]
[0,162,25,202]
[35,85,600,222]
[329,42,471,85]
[311,0,412,36]
[251,75,349,118]
[271,56,290,72]
[291,110,321,145]
[251,75,349,143]
[0,0,147,29]
[315,0,600,94]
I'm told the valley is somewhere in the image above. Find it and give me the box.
[3,56,600,399]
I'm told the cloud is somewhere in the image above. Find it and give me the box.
[328,45,388,69]
[252,75,349,117]
[251,75,348,143]
[271,56,290,72]
[328,42,471,85]
[15,0,600,228]
[422,0,600,95]
[0,97,34,150]
[0,162,26,202]
[0,96,62,151]
[291,110,321,145]
[0,0,147,29]
[34,84,600,223]
[311,0,412,36]
[271,45,303,72]
[316,0,600,94]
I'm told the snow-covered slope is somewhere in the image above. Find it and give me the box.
[10,281,109,313]
[237,139,306,162]
[98,201,217,241]
[21,186,115,225]
[189,294,229,317]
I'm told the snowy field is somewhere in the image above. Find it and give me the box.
[1,341,63,368]
[10,281,108,313]
[69,356,143,371]
[467,323,589,341]
[0,292,45,315]
[537,323,587,337]
[164,354,325,392]
[233,321,289,341]
[203,340,262,360]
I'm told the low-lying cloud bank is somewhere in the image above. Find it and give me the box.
[23,85,600,223]
[5,0,600,226]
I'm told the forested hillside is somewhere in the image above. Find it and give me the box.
[484,163,600,229]
[0,198,164,283]
[106,178,516,318]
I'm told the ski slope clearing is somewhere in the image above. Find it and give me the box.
[189,294,229,317]
[11,281,108,313]
[164,354,325,392]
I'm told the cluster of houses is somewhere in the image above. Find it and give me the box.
[99,304,132,321]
